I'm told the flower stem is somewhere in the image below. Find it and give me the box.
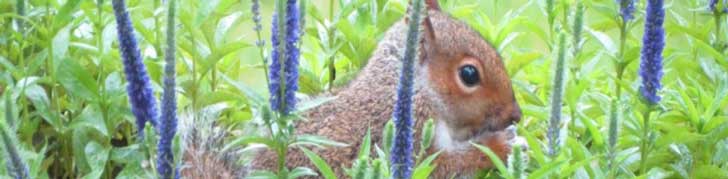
[252,0,271,88]
[277,0,287,115]
[327,0,336,91]
[157,0,178,177]
[715,11,725,50]
[257,41,270,88]
[274,0,289,177]
[639,106,653,174]
[16,0,25,33]
[608,17,628,177]
[547,31,567,157]
[276,138,289,179]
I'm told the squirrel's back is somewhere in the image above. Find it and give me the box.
[249,20,435,177]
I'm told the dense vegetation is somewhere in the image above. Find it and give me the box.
[0,0,727,178]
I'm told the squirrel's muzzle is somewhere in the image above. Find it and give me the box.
[509,103,522,124]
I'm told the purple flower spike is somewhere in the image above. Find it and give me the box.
[156,0,178,178]
[710,0,718,11]
[390,0,424,178]
[112,0,160,137]
[269,0,301,115]
[639,0,665,105]
[616,0,636,21]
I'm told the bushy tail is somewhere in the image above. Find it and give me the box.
[177,104,248,178]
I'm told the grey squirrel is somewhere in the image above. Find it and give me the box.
[249,0,525,178]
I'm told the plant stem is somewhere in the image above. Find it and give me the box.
[154,0,163,55]
[548,32,567,157]
[274,0,289,177]
[608,18,628,177]
[619,21,628,60]
[16,0,25,33]
[639,106,652,174]
[256,42,270,88]
[276,137,289,179]
[94,2,113,177]
[211,66,217,92]
[715,12,724,51]
[192,62,198,121]
[716,14,721,42]
[562,1,569,30]
[252,0,270,88]
[327,0,336,91]
[277,0,288,115]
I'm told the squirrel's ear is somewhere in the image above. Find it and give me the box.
[423,15,436,46]
[421,0,438,44]
[425,0,440,11]
[420,15,437,63]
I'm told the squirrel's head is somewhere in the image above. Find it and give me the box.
[417,0,521,140]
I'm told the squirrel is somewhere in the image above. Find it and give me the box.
[249,0,524,178]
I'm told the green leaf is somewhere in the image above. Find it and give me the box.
[102,24,117,55]
[560,156,595,177]
[110,144,144,164]
[289,167,318,179]
[202,41,250,72]
[471,142,510,178]
[56,57,99,101]
[71,105,109,137]
[246,170,277,179]
[23,84,60,129]
[115,162,155,179]
[54,0,82,28]
[527,160,566,179]
[194,0,221,26]
[52,25,71,60]
[636,167,671,179]
[296,96,336,114]
[292,135,348,148]
[222,136,275,152]
[383,119,394,157]
[300,147,337,179]
[358,129,372,158]
[104,72,125,95]
[221,73,265,106]
[713,139,728,164]
[676,85,700,126]
[412,151,441,179]
[578,112,603,147]
[588,28,617,56]
[420,118,435,152]
[82,141,110,179]
[507,52,542,76]
[299,68,325,94]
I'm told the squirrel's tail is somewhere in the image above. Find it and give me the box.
[177,104,249,178]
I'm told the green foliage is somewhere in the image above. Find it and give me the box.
[342,118,438,179]
[0,0,727,178]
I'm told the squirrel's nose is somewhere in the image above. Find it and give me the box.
[509,104,522,123]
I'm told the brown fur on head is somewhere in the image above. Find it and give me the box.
[419,4,521,141]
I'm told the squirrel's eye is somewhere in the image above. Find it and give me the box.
[459,65,480,87]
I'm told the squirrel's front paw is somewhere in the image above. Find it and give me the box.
[503,125,529,163]
[504,125,528,150]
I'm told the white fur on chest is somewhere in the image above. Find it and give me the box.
[434,121,470,152]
